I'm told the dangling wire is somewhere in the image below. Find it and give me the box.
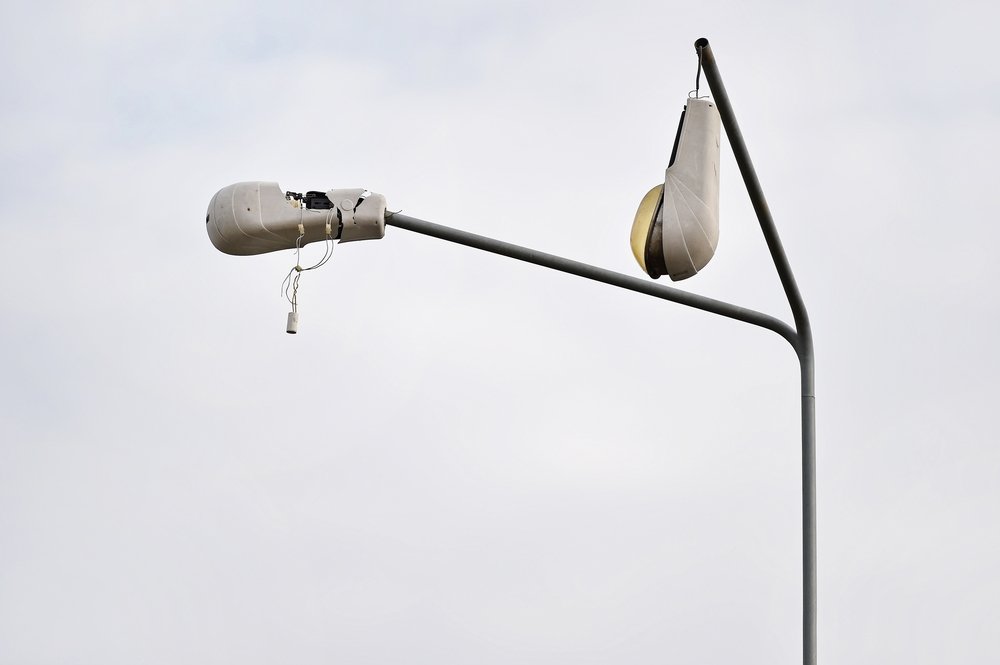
[280,208,336,313]
[689,43,706,99]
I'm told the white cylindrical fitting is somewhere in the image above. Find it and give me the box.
[286,311,299,334]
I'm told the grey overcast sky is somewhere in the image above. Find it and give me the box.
[1,1,998,663]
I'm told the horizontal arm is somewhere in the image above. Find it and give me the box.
[385,212,798,349]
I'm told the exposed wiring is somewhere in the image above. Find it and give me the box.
[280,209,336,314]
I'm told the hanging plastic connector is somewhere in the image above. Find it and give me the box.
[281,215,335,334]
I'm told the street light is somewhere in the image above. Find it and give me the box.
[207,37,816,665]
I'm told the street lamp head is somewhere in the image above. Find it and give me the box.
[630,97,721,281]
[206,181,387,256]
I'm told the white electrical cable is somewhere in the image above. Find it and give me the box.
[280,209,336,332]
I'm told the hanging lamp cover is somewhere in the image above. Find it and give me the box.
[630,97,721,281]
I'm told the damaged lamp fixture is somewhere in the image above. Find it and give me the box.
[205,38,816,665]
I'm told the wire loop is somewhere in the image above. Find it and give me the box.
[280,208,336,315]
[689,43,707,99]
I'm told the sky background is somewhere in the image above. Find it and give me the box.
[2,1,998,663]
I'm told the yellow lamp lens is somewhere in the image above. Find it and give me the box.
[630,184,663,276]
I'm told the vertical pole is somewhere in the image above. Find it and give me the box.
[695,38,817,665]
[800,340,816,665]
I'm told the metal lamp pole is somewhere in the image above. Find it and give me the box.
[384,37,816,665]
[696,37,816,665]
